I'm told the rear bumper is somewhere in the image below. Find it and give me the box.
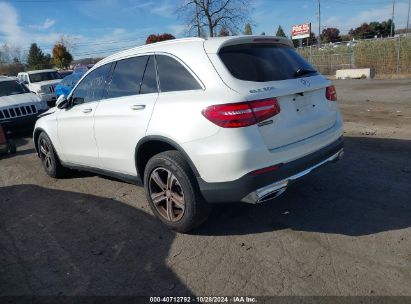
[198,136,344,204]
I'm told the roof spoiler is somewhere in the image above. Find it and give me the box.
[204,35,294,54]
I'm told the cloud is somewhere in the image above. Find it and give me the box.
[150,1,175,18]
[167,24,188,36]
[0,2,26,45]
[322,2,410,33]
[132,1,154,9]
[29,18,56,30]
[129,0,175,18]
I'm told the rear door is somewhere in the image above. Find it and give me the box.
[208,41,338,150]
[93,55,159,176]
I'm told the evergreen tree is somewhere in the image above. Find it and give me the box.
[276,25,287,37]
[244,23,252,35]
[27,43,50,69]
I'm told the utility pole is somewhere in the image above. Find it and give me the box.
[406,0,410,35]
[391,0,395,37]
[318,0,321,46]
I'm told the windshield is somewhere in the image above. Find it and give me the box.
[29,71,62,83]
[219,43,318,82]
[0,80,30,97]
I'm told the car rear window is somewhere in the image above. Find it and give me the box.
[219,43,318,82]
[29,71,62,83]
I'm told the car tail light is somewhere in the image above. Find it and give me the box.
[326,85,337,101]
[249,164,281,176]
[202,98,280,128]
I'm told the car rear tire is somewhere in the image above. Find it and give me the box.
[38,132,66,178]
[144,150,211,233]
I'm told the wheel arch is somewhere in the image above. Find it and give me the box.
[33,128,62,162]
[135,136,200,184]
[33,127,46,156]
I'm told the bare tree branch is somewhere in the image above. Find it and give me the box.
[176,0,252,37]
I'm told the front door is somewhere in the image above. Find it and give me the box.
[57,63,112,167]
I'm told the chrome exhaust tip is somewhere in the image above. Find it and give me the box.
[241,149,344,204]
[257,187,287,203]
[332,149,344,163]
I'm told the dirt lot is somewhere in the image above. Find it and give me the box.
[1,79,410,296]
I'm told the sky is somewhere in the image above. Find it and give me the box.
[0,0,410,59]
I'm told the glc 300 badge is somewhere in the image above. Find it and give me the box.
[249,86,276,94]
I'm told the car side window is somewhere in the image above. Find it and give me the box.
[107,56,148,98]
[140,56,158,94]
[71,63,111,105]
[155,55,202,93]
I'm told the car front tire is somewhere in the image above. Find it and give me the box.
[38,132,66,178]
[144,150,211,233]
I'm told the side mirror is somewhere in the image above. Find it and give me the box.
[56,95,69,109]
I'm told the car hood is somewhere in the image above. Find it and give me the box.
[0,93,42,108]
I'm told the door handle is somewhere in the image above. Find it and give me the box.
[82,108,92,114]
[131,104,146,111]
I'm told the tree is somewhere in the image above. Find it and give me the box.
[27,43,51,70]
[276,25,286,37]
[305,33,318,46]
[348,19,394,39]
[219,27,230,36]
[0,61,25,76]
[145,33,176,44]
[320,27,341,43]
[381,19,394,37]
[260,32,266,35]
[178,0,250,37]
[244,23,252,35]
[52,43,73,69]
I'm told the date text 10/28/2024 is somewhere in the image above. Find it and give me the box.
[150,296,257,303]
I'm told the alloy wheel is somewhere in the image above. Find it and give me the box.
[39,138,53,170]
[149,167,185,222]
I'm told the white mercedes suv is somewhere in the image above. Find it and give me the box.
[34,36,344,232]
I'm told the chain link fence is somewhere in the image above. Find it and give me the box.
[297,36,411,76]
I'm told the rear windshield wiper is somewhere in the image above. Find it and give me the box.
[294,68,317,78]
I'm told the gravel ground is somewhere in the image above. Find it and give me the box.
[0,79,410,296]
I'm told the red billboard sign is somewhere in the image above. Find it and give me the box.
[291,23,311,40]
